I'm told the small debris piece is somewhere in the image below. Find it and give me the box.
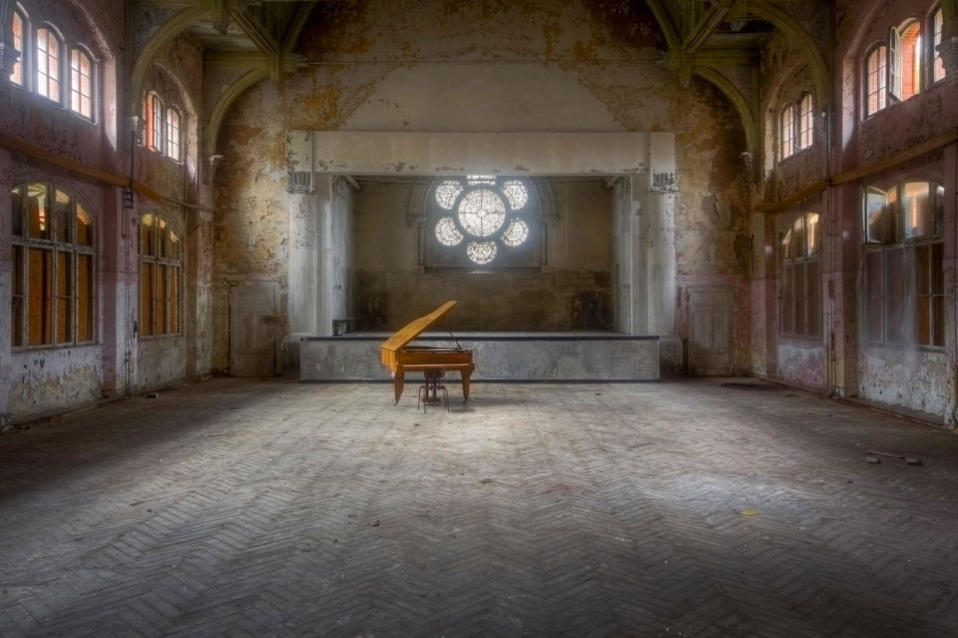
[905,458,923,466]
[866,456,881,464]
[367,519,380,527]
[479,478,494,485]
[866,450,905,459]
[145,392,159,399]
[0,424,15,435]
[741,509,759,518]
[15,424,30,430]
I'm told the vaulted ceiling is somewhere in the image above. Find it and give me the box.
[131,0,833,158]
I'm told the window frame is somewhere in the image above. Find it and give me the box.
[861,180,945,348]
[931,6,946,84]
[69,45,95,120]
[35,23,63,105]
[779,103,796,160]
[138,213,183,339]
[779,212,822,339]
[166,106,181,162]
[797,93,814,150]
[10,182,97,349]
[10,7,27,87]
[864,44,888,117]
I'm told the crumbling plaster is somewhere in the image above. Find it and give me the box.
[213,0,749,372]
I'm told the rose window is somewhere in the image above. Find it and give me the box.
[432,176,532,265]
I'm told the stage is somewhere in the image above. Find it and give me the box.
[299,332,659,382]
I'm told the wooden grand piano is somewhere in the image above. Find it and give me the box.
[380,301,475,404]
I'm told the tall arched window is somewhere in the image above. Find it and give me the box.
[10,10,24,86]
[10,183,95,347]
[890,21,922,101]
[780,104,795,159]
[36,27,61,102]
[865,45,888,116]
[70,48,93,118]
[797,93,814,150]
[144,92,164,151]
[166,107,181,161]
[139,214,182,337]
[932,7,946,83]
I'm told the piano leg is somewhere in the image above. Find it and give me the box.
[394,368,405,404]
[461,370,472,402]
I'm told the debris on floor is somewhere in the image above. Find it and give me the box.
[866,456,881,464]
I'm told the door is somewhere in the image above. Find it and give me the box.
[687,286,732,376]
[230,281,280,377]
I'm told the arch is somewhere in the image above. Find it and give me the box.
[205,67,270,155]
[692,65,757,152]
[129,4,208,115]
[749,2,830,105]
[642,0,681,52]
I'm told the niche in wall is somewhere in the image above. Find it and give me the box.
[352,176,613,332]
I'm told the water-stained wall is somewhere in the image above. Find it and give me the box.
[213,0,750,371]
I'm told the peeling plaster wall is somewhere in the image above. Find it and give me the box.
[137,337,187,391]
[214,0,748,371]
[859,348,948,417]
[352,178,612,331]
[777,342,826,390]
[8,348,102,417]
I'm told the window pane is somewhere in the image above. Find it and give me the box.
[884,248,904,343]
[158,219,168,258]
[11,13,22,85]
[77,203,93,246]
[916,244,930,295]
[140,214,155,255]
[899,22,921,100]
[798,94,814,149]
[70,49,93,118]
[806,213,820,256]
[933,296,944,346]
[916,295,931,345]
[934,9,946,82]
[170,266,180,334]
[170,231,180,260]
[156,264,167,334]
[54,189,72,243]
[865,187,889,243]
[781,263,793,334]
[791,215,805,258]
[140,262,154,336]
[12,245,23,347]
[932,243,943,294]
[865,251,883,341]
[901,182,930,239]
[781,105,795,159]
[27,183,50,239]
[866,47,888,115]
[77,254,93,341]
[933,185,944,237]
[56,251,72,343]
[11,186,23,236]
[806,261,821,336]
[167,109,180,161]
[28,248,53,346]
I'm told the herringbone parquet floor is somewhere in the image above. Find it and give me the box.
[1,378,957,637]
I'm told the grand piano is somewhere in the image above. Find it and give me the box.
[380,300,475,404]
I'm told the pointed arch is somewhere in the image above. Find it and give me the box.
[749,2,830,105]
[692,66,758,152]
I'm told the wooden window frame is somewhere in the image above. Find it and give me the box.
[138,214,183,339]
[779,212,822,338]
[10,9,26,86]
[166,107,181,162]
[865,45,888,117]
[779,104,795,160]
[797,93,814,150]
[932,6,946,84]
[861,181,945,348]
[69,47,94,120]
[10,182,96,349]
[35,25,62,104]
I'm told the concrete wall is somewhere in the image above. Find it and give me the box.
[352,178,612,331]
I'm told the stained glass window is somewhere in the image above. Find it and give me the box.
[428,176,536,266]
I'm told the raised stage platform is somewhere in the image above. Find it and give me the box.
[299,332,659,382]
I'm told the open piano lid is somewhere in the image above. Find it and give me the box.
[381,300,458,353]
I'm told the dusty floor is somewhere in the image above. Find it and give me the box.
[1,378,957,637]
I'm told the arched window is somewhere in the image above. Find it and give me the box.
[69,48,93,118]
[890,21,922,101]
[780,212,821,337]
[139,214,182,337]
[10,183,95,347]
[166,107,181,161]
[10,10,24,86]
[865,45,887,116]
[797,93,814,150]
[932,7,946,83]
[36,27,61,102]
[144,92,164,151]
[425,176,541,269]
[780,104,795,159]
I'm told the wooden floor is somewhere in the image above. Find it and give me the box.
[1,378,957,636]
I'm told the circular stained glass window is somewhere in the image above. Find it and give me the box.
[431,176,533,266]
[458,189,506,238]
